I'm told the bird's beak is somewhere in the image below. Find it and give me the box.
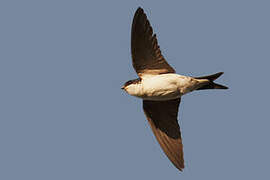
[121,86,125,90]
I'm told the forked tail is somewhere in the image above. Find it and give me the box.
[195,72,228,90]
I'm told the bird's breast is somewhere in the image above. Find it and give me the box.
[140,74,182,101]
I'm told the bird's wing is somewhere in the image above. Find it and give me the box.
[143,98,184,171]
[131,7,175,78]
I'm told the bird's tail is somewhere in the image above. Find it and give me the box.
[195,72,228,90]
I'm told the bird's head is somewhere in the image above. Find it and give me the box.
[121,80,135,90]
[121,78,141,95]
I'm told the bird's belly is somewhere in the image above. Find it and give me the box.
[141,77,181,101]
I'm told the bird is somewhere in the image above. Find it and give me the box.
[122,7,228,172]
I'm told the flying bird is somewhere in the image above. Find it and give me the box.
[122,7,228,172]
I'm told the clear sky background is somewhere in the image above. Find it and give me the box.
[1,0,269,179]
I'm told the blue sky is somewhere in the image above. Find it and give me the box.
[1,0,269,179]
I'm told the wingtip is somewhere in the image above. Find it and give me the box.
[174,161,185,172]
[136,7,144,14]
[175,165,184,172]
[178,168,184,172]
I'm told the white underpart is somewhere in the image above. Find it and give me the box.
[124,73,208,101]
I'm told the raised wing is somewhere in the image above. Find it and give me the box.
[131,7,175,77]
[143,98,184,171]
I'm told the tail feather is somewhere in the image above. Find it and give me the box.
[195,72,228,90]
[197,82,228,90]
[195,72,224,81]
